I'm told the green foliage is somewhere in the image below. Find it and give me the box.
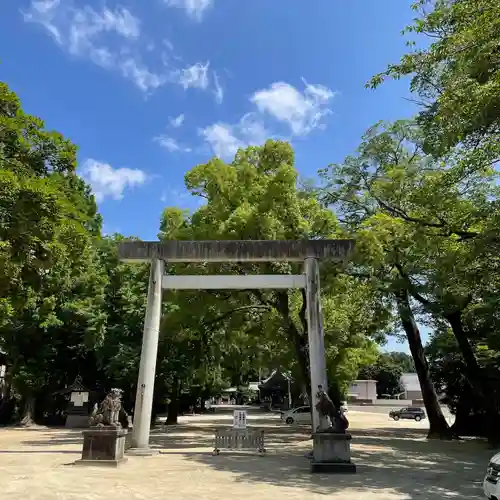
[158,140,392,399]
[369,0,500,158]
[0,82,104,422]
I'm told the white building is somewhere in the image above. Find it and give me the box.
[348,380,377,401]
[400,373,422,400]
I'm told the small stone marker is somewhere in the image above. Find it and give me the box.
[233,410,247,429]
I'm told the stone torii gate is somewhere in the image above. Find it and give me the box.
[118,240,354,456]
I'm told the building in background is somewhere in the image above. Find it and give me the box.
[258,369,294,409]
[401,372,422,400]
[348,380,377,402]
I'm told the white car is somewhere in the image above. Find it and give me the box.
[281,402,348,425]
[484,452,500,499]
[281,406,312,424]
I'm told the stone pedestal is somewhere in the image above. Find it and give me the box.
[65,414,89,429]
[311,432,356,473]
[75,428,128,467]
[125,425,133,451]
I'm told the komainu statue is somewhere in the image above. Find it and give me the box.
[315,385,349,433]
[89,388,125,428]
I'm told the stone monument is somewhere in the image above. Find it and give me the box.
[310,385,356,473]
[76,388,128,467]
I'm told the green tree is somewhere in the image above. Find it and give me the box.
[369,0,499,160]
[358,353,405,398]
[367,0,500,440]
[159,140,390,410]
[321,117,500,439]
[385,351,415,373]
[0,82,104,424]
[321,120,457,437]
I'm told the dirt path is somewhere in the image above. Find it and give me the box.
[0,412,491,499]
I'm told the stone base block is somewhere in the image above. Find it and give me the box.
[311,432,356,474]
[65,414,89,429]
[127,447,159,456]
[125,428,133,450]
[311,461,357,473]
[77,427,127,466]
[75,458,127,467]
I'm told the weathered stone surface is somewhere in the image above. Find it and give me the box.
[65,414,90,429]
[76,428,127,467]
[118,240,355,263]
[311,432,356,474]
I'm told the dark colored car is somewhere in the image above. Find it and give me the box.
[389,407,426,422]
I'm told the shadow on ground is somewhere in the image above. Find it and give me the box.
[0,449,79,454]
[18,418,492,499]
[178,425,491,500]
[21,416,310,451]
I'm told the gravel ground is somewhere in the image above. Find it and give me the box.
[0,411,491,500]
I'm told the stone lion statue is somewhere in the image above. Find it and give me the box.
[89,388,124,428]
[315,385,349,433]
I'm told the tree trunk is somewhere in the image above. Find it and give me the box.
[292,329,310,396]
[276,291,310,398]
[446,311,483,387]
[166,379,179,425]
[395,290,452,439]
[446,311,500,444]
[20,394,36,427]
[451,392,474,437]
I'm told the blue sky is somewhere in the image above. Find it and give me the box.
[2,0,421,351]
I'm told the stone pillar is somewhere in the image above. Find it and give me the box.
[304,257,328,433]
[130,258,164,453]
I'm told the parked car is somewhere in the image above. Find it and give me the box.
[389,407,426,421]
[281,406,311,424]
[281,402,348,425]
[484,452,500,499]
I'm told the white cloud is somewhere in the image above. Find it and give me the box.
[22,1,165,92]
[120,57,166,92]
[200,113,269,159]
[200,124,245,159]
[200,80,335,158]
[154,135,192,153]
[163,0,213,21]
[169,114,185,128]
[177,61,210,90]
[251,80,336,135]
[23,1,223,96]
[81,159,148,202]
[213,71,224,104]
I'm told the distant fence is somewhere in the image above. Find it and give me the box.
[213,428,265,455]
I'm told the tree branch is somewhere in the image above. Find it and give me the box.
[393,262,438,309]
[202,305,273,328]
[372,194,479,239]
